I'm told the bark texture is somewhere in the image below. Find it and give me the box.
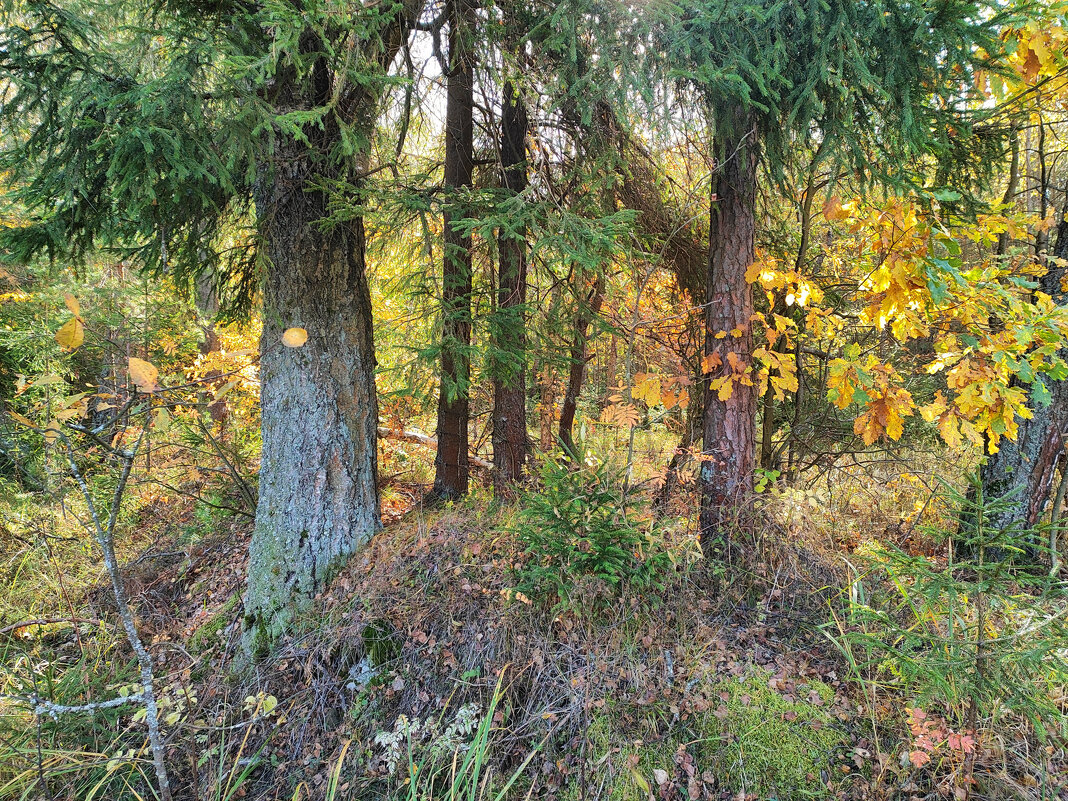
[244,10,416,648]
[431,0,476,501]
[979,203,1068,535]
[699,110,760,555]
[491,81,529,490]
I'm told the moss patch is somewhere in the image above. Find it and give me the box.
[560,669,841,801]
[699,667,841,799]
[561,713,681,801]
[189,591,241,654]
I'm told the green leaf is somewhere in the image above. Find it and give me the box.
[1030,378,1052,407]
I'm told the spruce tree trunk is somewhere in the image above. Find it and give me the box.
[699,111,759,555]
[559,272,604,457]
[243,28,400,648]
[431,0,476,501]
[246,161,380,649]
[491,81,529,490]
[979,204,1068,534]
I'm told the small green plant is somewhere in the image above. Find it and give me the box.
[376,671,540,801]
[754,467,781,494]
[825,476,1068,743]
[511,452,670,611]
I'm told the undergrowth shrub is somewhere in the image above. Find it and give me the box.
[826,478,1068,754]
[511,452,670,611]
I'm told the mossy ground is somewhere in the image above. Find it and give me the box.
[188,590,241,654]
[699,668,841,798]
[561,668,841,801]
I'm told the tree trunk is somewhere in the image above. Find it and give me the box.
[699,110,759,556]
[243,4,416,646]
[431,0,476,501]
[759,379,777,471]
[491,81,529,491]
[194,270,228,426]
[539,363,558,452]
[558,272,604,457]
[654,374,703,518]
[245,135,380,651]
[979,199,1068,536]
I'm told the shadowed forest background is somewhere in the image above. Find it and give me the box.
[1,0,1068,799]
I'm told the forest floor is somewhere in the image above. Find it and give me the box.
[2,467,1066,801]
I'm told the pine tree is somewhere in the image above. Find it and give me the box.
[491,76,531,489]
[430,0,477,501]
[654,0,1010,553]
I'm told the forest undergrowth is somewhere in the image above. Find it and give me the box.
[2,446,1065,801]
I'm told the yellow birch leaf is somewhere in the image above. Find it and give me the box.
[128,358,160,393]
[214,379,239,401]
[55,318,84,350]
[8,410,35,428]
[64,293,81,317]
[43,421,61,444]
[282,327,308,348]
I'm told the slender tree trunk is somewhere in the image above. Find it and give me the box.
[491,81,529,491]
[558,272,604,457]
[654,374,703,518]
[539,364,557,452]
[431,0,476,501]
[699,110,759,556]
[194,270,228,426]
[759,380,777,471]
[995,127,1019,257]
[603,334,618,409]
[979,198,1068,536]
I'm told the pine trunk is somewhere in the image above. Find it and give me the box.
[491,81,529,490]
[431,0,476,501]
[699,111,759,556]
[979,204,1068,534]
